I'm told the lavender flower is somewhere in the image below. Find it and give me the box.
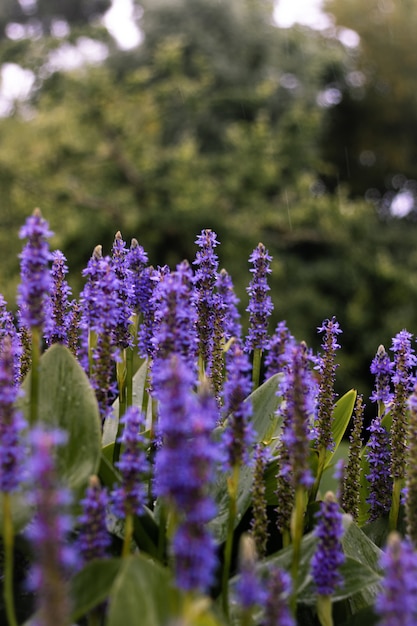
[112,406,149,518]
[79,246,121,421]
[153,356,219,592]
[314,316,342,452]
[406,385,417,546]
[110,231,134,350]
[245,242,273,352]
[0,335,26,492]
[151,260,198,375]
[278,342,315,490]
[340,394,364,521]
[18,208,53,331]
[235,534,265,611]
[370,344,393,411]
[0,298,21,385]
[77,475,111,564]
[45,250,72,346]
[250,443,269,557]
[366,417,392,521]
[137,266,159,359]
[215,268,241,341]
[126,237,148,314]
[193,229,220,370]
[26,427,76,626]
[311,492,345,596]
[263,567,295,626]
[264,321,295,379]
[222,340,255,468]
[390,330,416,483]
[375,532,417,626]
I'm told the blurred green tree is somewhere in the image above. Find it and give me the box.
[321,0,417,201]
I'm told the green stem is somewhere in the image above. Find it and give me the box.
[389,478,403,531]
[290,486,306,613]
[252,348,262,390]
[29,326,41,425]
[113,352,128,464]
[221,464,240,619]
[122,512,134,558]
[309,445,326,504]
[317,595,333,626]
[3,493,18,626]
[126,347,133,408]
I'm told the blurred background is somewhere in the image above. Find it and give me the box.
[1,0,417,418]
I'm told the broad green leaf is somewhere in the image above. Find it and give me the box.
[210,374,282,543]
[18,343,101,493]
[102,358,149,446]
[106,554,177,626]
[341,519,383,613]
[71,558,122,621]
[106,554,222,626]
[325,389,357,468]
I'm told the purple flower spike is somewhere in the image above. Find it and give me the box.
[375,532,417,626]
[0,335,26,492]
[215,268,241,342]
[77,475,111,565]
[193,229,220,369]
[370,344,393,408]
[222,340,255,468]
[112,406,149,518]
[18,208,53,331]
[264,321,295,379]
[366,416,392,521]
[245,242,273,352]
[235,534,265,610]
[79,246,122,421]
[311,491,345,596]
[151,260,198,380]
[263,567,295,626]
[278,342,316,489]
[26,427,76,626]
[110,231,134,350]
[154,357,219,593]
[45,250,72,346]
[126,238,148,314]
[315,316,342,452]
[390,329,417,483]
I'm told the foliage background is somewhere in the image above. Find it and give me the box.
[1,0,417,423]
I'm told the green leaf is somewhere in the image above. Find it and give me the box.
[340,519,383,613]
[70,558,122,621]
[106,554,223,626]
[18,344,101,493]
[210,374,282,543]
[106,554,177,626]
[325,389,357,468]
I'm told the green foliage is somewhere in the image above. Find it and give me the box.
[17,343,102,494]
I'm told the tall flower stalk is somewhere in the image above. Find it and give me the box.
[0,335,26,626]
[245,242,273,388]
[278,342,315,605]
[17,208,52,424]
[311,317,342,502]
[154,356,219,595]
[311,492,345,626]
[221,340,255,616]
[26,428,76,626]
[111,406,149,558]
[389,330,416,530]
